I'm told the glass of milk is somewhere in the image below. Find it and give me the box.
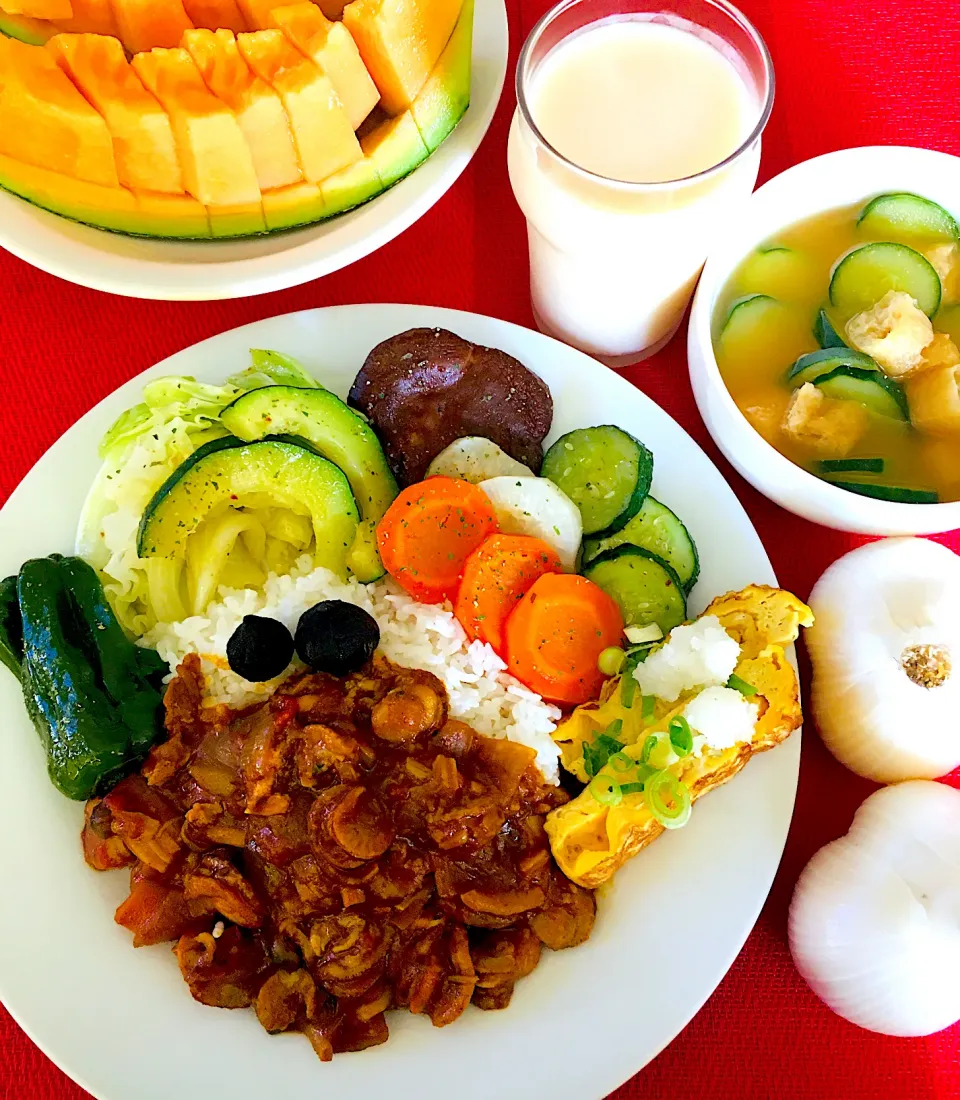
[508,0,774,366]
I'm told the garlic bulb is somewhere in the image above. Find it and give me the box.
[789,781,960,1036]
[806,537,960,782]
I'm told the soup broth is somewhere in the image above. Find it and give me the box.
[714,196,960,504]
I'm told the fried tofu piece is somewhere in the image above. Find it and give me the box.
[781,382,867,457]
[546,587,814,888]
[845,290,934,378]
[919,332,960,372]
[907,364,960,435]
[925,243,960,304]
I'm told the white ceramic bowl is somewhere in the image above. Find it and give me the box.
[0,1,507,301]
[688,144,960,535]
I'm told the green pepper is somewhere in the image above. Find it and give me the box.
[17,556,164,801]
[0,574,23,680]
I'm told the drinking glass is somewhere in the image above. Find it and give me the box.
[507,0,774,367]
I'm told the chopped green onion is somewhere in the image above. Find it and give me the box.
[641,695,656,722]
[644,771,692,829]
[588,775,623,806]
[727,673,758,697]
[608,751,634,774]
[582,726,625,777]
[598,646,626,676]
[604,719,624,740]
[668,715,694,757]
[620,781,645,795]
[640,734,658,765]
[818,457,884,474]
[621,656,640,708]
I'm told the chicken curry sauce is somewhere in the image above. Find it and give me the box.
[81,653,595,1059]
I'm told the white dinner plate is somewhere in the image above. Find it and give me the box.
[0,305,798,1100]
[0,4,507,301]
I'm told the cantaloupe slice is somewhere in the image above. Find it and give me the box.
[0,10,54,42]
[262,178,324,230]
[48,33,183,194]
[110,0,193,53]
[208,198,265,235]
[233,0,273,28]
[237,29,361,183]
[0,150,139,231]
[269,3,378,129]
[410,0,470,152]
[320,153,379,215]
[132,46,261,205]
[359,108,426,187]
[342,0,463,115]
[52,0,118,36]
[0,0,72,22]
[181,0,244,32]
[132,188,209,235]
[315,0,345,16]
[0,36,119,185]
[183,28,301,191]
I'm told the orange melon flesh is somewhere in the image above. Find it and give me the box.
[262,178,324,230]
[410,0,470,152]
[110,0,193,53]
[0,11,54,41]
[237,28,361,183]
[132,188,209,235]
[360,108,426,187]
[0,36,119,185]
[47,33,184,194]
[183,28,301,191]
[233,0,274,28]
[269,3,378,129]
[181,0,245,32]
[52,0,118,36]
[0,0,72,21]
[342,0,463,115]
[132,46,261,205]
[0,150,142,230]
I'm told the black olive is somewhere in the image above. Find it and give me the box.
[226,615,295,682]
[295,600,380,676]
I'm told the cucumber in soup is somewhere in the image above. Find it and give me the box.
[829,242,942,319]
[857,193,959,244]
[786,347,879,386]
[814,367,909,421]
[813,309,847,349]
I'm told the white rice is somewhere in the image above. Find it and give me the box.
[141,554,563,783]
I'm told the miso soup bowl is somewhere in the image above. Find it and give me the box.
[688,144,960,536]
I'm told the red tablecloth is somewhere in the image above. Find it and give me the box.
[3,0,960,1095]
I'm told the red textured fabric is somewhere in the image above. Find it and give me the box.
[2,0,960,1096]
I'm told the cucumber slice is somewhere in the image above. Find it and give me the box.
[813,309,847,349]
[541,426,653,536]
[582,546,687,634]
[138,436,360,578]
[829,242,942,319]
[827,480,939,504]
[786,347,880,386]
[815,367,909,421]
[220,385,398,582]
[718,293,778,346]
[818,458,884,474]
[736,247,819,301]
[858,193,959,243]
[582,496,699,593]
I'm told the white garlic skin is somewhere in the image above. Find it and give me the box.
[806,537,960,782]
[789,781,960,1036]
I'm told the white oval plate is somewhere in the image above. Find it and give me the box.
[0,305,798,1100]
[0,4,507,301]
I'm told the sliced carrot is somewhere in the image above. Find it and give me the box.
[455,534,562,655]
[504,573,624,706]
[377,476,498,603]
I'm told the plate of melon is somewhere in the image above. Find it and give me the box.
[0,0,506,299]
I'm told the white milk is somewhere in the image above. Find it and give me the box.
[508,15,763,365]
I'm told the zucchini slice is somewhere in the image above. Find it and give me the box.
[582,496,699,593]
[220,385,398,582]
[582,546,686,634]
[829,242,942,319]
[857,193,959,244]
[786,347,879,386]
[826,480,939,504]
[813,308,847,349]
[541,425,653,536]
[815,367,909,421]
[137,436,360,578]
